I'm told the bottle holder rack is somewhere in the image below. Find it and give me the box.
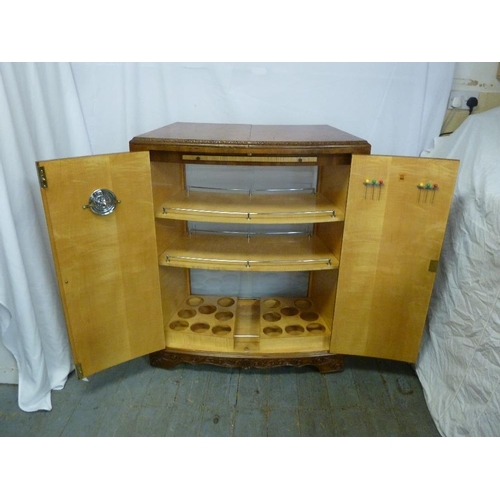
[166,295,237,351]
[259,297,331,352]
[165,295,331,353]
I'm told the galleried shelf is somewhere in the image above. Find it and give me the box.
[159,232,339,271]
[157,189,343,224]
[37,122,459,379]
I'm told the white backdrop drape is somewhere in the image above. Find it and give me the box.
[0,63,92,411]
[0,62,455,411]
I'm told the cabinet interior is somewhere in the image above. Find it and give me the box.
[150,151,351,355]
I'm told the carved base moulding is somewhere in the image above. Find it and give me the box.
[149,349,345,373]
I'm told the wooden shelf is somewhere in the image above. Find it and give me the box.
[165,295,331,354]
[159,233,339,271]
[156,190,343,224]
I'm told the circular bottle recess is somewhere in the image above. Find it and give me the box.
[217,297,235,307]
[263,299,281,308]
[169,320,189,331]
[300,311,319,322]
[178,309,196,319]
[187,296,204,306]
[199,305,217,315]
[281,307,299,317]
[212,325,231,335]
[294,299,312,309]
[263,326,283,337]
[190,323,210,333]
[263,312,281,322]
[215,311,234,322]
[307,323,326,334]
[285,324,305,335]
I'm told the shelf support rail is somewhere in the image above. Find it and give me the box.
[186,186,317,195]
[165,255,332,268]
[162,207,336,218]
[186,228,313,237]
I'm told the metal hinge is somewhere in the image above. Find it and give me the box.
[37,165,48,188]
[75,363,84,379]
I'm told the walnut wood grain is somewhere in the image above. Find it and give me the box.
[129,122,371,156]
[149,349,345,373]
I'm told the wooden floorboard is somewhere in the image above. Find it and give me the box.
[268,408,300,436]
[331,407,371,437]
[298,408,335,437]
[233,407,268,437]
[164,403,204,437]
[199,407,235,437]
[0,355,441,437]
[296,368,331,409]
[235,369,271,410]
[203,366,239,410]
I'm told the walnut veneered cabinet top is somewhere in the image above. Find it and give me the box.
[129,122,371,155]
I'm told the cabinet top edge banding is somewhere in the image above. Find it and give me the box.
[130,143,371,157]
[129,122,371,155]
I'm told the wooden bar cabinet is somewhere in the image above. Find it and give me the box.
[36,123,459,378]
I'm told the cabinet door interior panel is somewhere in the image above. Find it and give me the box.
[331,155,459,362]
[37,152,165,377]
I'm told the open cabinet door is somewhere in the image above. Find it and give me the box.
[331,155,459,363]
[37,152,164,378]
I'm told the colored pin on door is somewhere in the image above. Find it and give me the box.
[363,179,384,200]
[417,182,439,203]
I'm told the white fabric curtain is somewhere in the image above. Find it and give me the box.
[71,62,454,156]
[0,63,92,411]
[417,106,500,436]
[0,62,455,411]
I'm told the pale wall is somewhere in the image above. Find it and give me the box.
[441,62,500,134]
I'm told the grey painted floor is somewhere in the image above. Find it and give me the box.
[0,355,440,437]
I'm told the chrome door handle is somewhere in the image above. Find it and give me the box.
[83,188,121,215]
